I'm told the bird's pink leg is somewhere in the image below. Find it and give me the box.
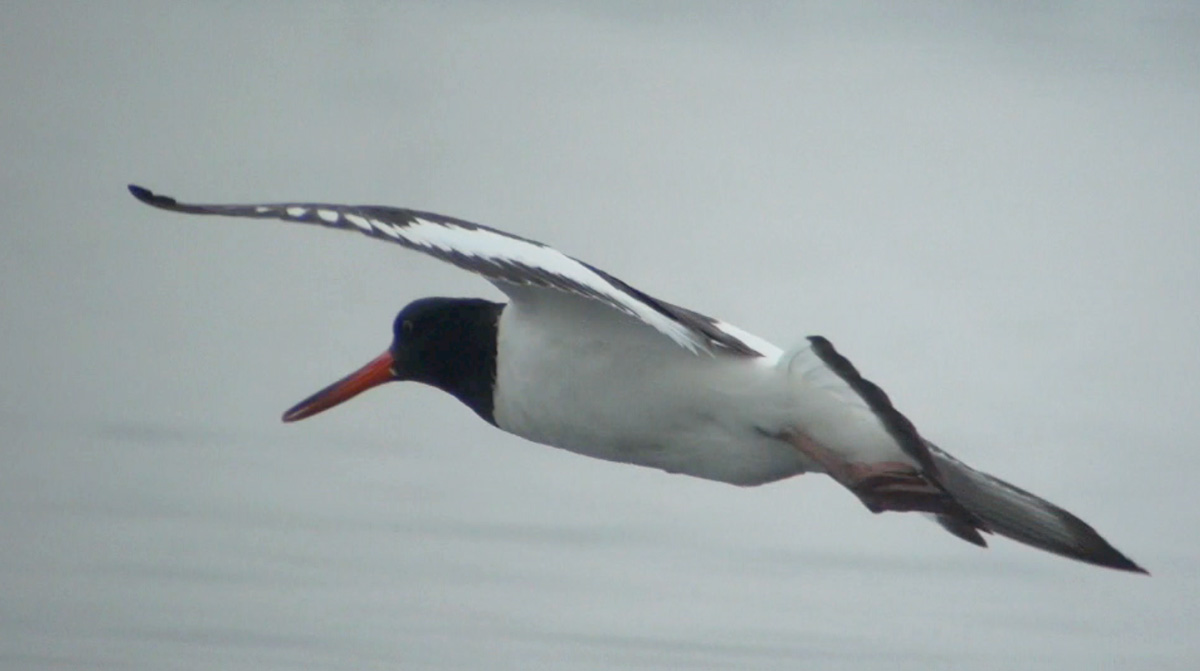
[783,430,950,514]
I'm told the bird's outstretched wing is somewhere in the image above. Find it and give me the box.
[129,185,760,356]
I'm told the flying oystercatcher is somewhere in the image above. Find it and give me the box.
[129,184,1146,573]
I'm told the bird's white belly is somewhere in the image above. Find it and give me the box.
[491,297,812,486]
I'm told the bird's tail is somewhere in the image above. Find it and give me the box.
[925,441,1147,574]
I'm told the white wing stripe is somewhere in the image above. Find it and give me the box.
[126,185,760,357]
[398,218,705,352]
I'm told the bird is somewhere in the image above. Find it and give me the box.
[128,184,1146,574]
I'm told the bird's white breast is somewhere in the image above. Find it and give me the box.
[491,290,813,485]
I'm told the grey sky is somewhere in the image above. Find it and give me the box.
[2,2,1198,669]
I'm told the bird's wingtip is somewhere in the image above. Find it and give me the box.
[128,184,176,207]
[1106,552,1150,576]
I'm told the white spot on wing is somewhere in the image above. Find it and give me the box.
[255,206,271,213]
[317,209,339,223]
[344,214,372,231]
[370,219,401,239]
[286,207,307,217]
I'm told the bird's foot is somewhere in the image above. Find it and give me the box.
[783,430,951,514]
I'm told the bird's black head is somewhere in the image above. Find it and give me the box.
[389,297,503,403]
[282,297,503,425]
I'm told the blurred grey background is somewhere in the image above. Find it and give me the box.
[2,2,1197,669]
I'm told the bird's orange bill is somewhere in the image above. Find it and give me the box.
[282,350,396,422]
